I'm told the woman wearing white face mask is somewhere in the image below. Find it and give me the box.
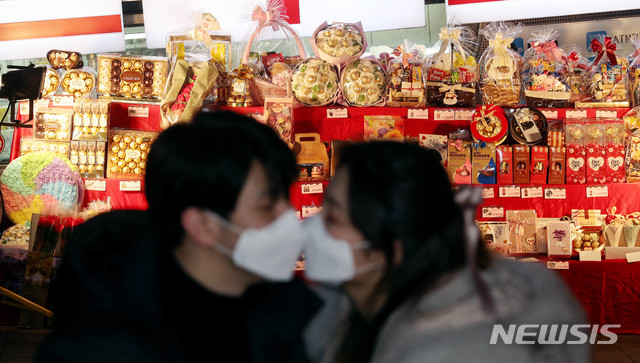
[303,142,589,363]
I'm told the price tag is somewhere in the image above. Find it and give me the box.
[565,110,587,119]
[544,187,567,199]
[35,99,50,109]
[481,187,495,199]
[547,261,569,270]
[301,183,324,194]
[626,251,640,263]
[433,109,455,121]
[580,250,602,261]
[455,109,475,120]
[85,179,106,191]
[596,110,618,119]
[521,186,543,198]
[499,185,521,198]
[326,108,348,118]
[119,180,142,191]
[51,95,75,106]
[586,185,608,198]
[19,102,30,116]
[541,110,559,119]
[407,109,429,119]
[481,206,504,218]
[128,106,150,118]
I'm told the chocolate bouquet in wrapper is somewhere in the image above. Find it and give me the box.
[479,22,523,107]
[386,41,426,107]
[580,35,629,107]
[521,30,571,108]
[311,22,367,66]
[236,0,307,106]
[339,58,387,107]
[425,26,478,107]
[628,38,640,107]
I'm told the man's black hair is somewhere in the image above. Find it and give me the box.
[145,110,296,248]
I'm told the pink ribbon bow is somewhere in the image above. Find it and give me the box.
[531,41,565,63]
[392,45,415,68]
[251,0,288,32]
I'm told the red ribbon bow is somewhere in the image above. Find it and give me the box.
[591,37,617,66]
[568,52,580,62]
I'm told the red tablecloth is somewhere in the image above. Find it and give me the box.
[535,257,640,334]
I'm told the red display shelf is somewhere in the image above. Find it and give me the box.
[475,183,640,221]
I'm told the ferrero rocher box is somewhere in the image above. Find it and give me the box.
[471,142,496,184]
[107,129,158,179]
[447,141,472,185]
[293,133,329,181]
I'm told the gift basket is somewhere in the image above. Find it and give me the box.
[478,22,523,107]
[311,22,367,66]
[521,30,571,108]
[578,35,629,107]
[237,0,307,106]
[386,41,426,107]
[628,37,640,107]
[424,26,478,107]
[565,44,591,105]
[339,58,386,106]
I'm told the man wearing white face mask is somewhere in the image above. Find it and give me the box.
[36,110,322,363]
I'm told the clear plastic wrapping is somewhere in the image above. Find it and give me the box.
[424,26,478,107]
[42,66,61,98]
[386,41,426,107]
[107,130,158,179]
[521,30,571,108]
[479,22,523,107]
[628,37,640,107]
[580,35,629,107]
[60,67,96,100]
[565,44,591,105]
[290,58,339,106]
[311,22,367,66]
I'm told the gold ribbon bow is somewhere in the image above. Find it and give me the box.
[189,13,220,49]
[438,27,466,61]
[488,32,514,65]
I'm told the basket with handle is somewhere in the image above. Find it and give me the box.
[241,3,306,106]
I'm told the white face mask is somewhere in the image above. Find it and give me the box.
[303,215,381,286]
[207,209,304,282]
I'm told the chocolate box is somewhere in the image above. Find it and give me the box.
[472,142,496,184]
[604,120,625,183]
[513,145,530,184]
[447,140,472,185]
[477,221,509,256]
[496,146,513,184]
[548,147,566,184]
[506,210,537,254]
[546,221,573,257]
[530,146,549,184]
[293,133,330,181]
[97,54,168,100]
[107,130,158,179]
[33,108,73,141]
[419,134,448,166]
[565,120,586,184]
[585,121,606,184]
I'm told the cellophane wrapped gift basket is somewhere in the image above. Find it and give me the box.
[386,41,426,107]
[628,38,640,107]
[578,35,629,107]
[479,22,523,107]
[424,26,478,107]
[565,44,591,105]
[521,30,572,108]
[235,0,307,106]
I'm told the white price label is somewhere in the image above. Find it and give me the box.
[119,180,142,191]
[626,251,640,263]
[433,109,455,121]
[482,187,495,199]
[521,186,543,199]
[407,108,429,119]
[499,185,521,198]
[482,206,504,218]
[541,110,559,119]
[84,179,106,192]
[586,186,608,198]
[301,183,324,194]
[35,99,50,109]
[565,110,587,119]
[51,95,75,106]
[454,109,475,120]
[326,108,348,118]
[128,106,150,118]
[544,187,567,199]
[19,102,30,116]
[580,250,602,261]
[547,261,569,270]
[596,110,618,119]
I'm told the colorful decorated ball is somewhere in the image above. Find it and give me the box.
[1,152,83,225]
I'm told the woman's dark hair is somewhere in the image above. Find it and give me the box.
[145,110,296,248]
[334,141,489,363]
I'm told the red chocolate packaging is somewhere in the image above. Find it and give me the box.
[530,146,549,184]
[496,146,513,184]
[604,120,626,183]
[548,147,566,184]
[565,121,586,184]
[585,121,606,184]
[513,145,530,184]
